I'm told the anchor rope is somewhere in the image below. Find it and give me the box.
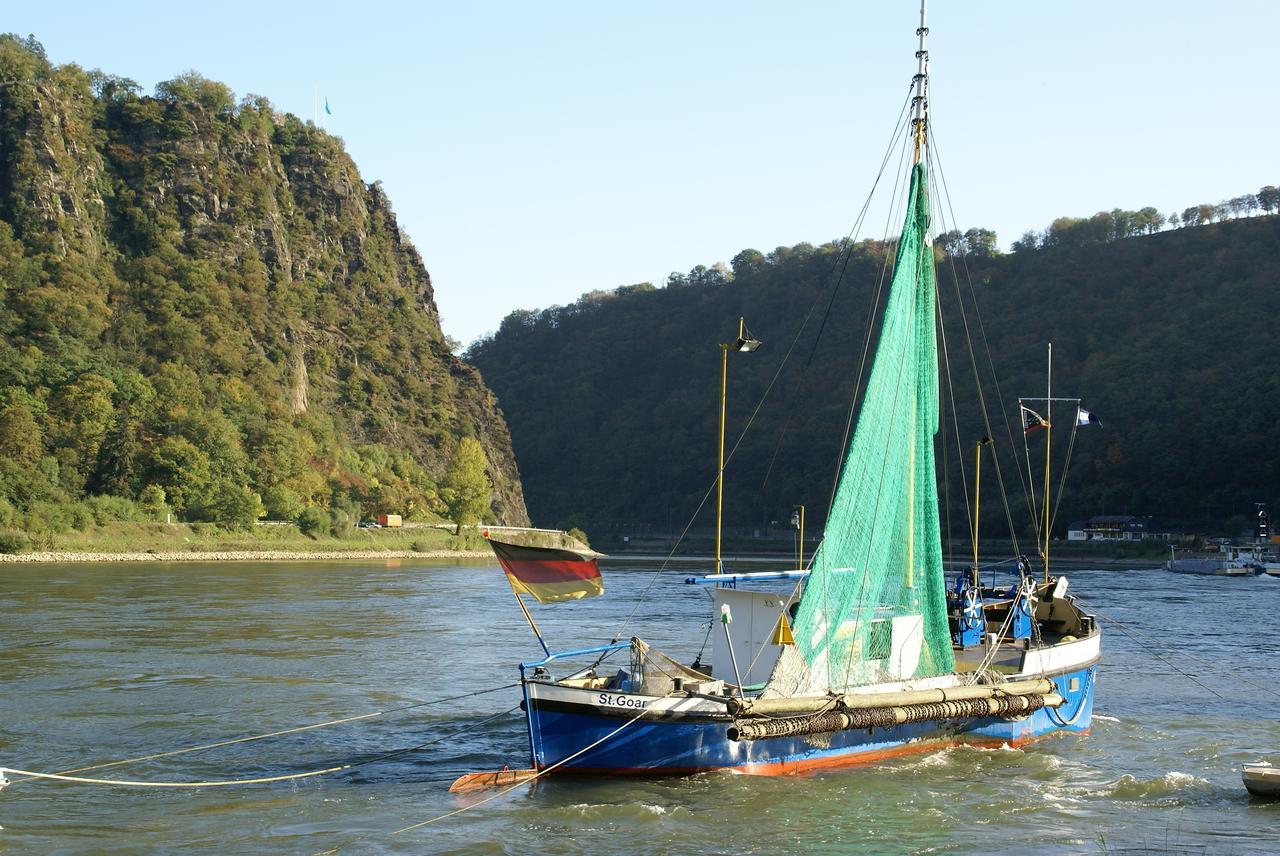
[1,683,519,788]
[1045,669,1094,727]
[377,700,661,841]
[1088,604,1280,701]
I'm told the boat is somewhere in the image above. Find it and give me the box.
[1243,762,1280,797]
[1166,545,1264,576]
[489,1,1100,779]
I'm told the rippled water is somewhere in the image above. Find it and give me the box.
[1,560,1278,854]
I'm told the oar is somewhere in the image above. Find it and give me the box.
[448,766,538,793]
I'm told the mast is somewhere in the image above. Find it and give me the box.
[1043,343,1053,583]
[912,0,930,164]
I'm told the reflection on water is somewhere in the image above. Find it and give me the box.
[0,561,1278,854]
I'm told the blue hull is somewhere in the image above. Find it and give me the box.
[525,665,1096,775]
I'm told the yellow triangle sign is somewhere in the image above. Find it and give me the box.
[772,611,795,646]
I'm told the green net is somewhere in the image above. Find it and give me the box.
[785,163,954,691]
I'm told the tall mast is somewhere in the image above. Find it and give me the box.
[912,0,930,164]
[1043,343,1053,583]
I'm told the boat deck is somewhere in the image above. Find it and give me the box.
[952,641,1026,675]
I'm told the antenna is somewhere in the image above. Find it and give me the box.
[912,0,930,163]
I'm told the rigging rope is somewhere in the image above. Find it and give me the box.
[926,124,1028,556]
[611,85,918,644]
[384,701,658,838]
[1,704,521,790]
[1087,603,1280,702]
[2,682,518,787]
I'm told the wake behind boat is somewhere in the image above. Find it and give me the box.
[477,1,1100,780]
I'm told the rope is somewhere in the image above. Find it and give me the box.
[609,93,921,643]
[928,124,1027,556]
[1088,604,1280,702]
[1049,419,1081,535]
[1046,669,1094,727]
[760,86,915,493]
[387,700,658,837]
[2,685,519,788]
[1089,610,1230,702]
[962,595,1018,686]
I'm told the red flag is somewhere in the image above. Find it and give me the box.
[488,537,604,604]
[1021,405,1049,435]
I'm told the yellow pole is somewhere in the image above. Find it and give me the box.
[796,505,805,570]
[716,344,728,573]
[972,440,982,588]
[1043,343,1053,584]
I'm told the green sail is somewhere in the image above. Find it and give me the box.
[790,162,954,689]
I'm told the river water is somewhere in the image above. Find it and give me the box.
[1,559,1277,854]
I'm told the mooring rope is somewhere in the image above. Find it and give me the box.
[1088,604,1280,702]
[1,684,519,789]
[389,701,658,837]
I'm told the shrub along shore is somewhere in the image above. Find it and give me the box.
[0,520,593,563]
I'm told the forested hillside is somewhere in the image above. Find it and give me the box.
[469,212,1280,539]
[0,35,528,536]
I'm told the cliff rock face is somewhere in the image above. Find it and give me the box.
[0,36,528,526]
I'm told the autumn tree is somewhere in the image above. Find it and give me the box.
[440,437,491,534]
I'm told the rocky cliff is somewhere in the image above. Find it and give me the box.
[0,35,528,528]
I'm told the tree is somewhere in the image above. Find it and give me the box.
[137,484,167,520]
[935,229,965,256]
[1011,231,1040,253]
[730,249,766,277]
[297,506,329,538]
[155,71,235,113]
[1258,186,1280,214]
[440,437,491,533]
[963,227,998,257]
[0,401,42,465]
[1136,207,1164,234]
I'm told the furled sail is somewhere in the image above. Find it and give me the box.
[767,162,953,694]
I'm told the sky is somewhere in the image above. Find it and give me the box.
[8,1,1278,345]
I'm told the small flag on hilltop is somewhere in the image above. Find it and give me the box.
[1021,405,1049,435]
[324,97,332,116]
[1076,407,1101,428]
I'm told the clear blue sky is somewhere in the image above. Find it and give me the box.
[10,2,1277,344]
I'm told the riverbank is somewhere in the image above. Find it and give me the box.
[0,520,598,564]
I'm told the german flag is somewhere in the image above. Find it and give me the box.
[488,537,604,604]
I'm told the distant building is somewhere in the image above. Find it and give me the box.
[1066,515,1174,542]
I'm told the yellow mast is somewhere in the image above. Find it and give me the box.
[972,436,991,588]
[715,317,760,574]
[715,337,729,574]
[1042,343,1053,584]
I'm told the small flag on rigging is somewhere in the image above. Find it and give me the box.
[1076,407,1101,428]
[1021,405,1049,435]
[324,97,332,116]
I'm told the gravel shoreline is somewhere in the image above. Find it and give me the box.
[0,549,496,564]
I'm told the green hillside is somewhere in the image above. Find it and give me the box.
[0,35,528,540]
[469,213,1280,541]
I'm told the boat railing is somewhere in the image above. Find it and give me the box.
[520,640,632,673]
